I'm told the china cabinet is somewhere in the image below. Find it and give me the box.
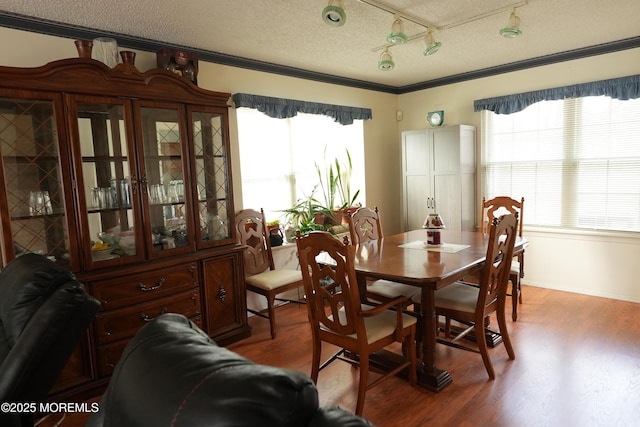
[401,125,476,232]
[0,58,249,400]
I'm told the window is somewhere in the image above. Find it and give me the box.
[236,108,365,222]
[481,96,640,233]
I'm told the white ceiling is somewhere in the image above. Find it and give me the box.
[1,0,639,89]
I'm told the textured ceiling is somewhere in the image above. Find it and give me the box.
[1,0,639,89]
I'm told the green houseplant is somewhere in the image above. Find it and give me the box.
[282,149,360,238]
[316,148,361,223]
[280,189,333,237]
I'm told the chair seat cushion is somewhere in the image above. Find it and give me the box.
[323,304,417,344]
[367,279,420,300]
[433,282,480,314]
[246,269,302,291]
[510,260,520,275]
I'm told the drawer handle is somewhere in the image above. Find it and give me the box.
[138,277,165,292]
[140,307,168,322]
[218,286,227,302]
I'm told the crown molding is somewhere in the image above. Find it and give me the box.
[2,12,639,95]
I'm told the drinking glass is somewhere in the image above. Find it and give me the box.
[149,184,165,204]
[42,191,53,214]
[29,191,45,215]
[167,180,179,203]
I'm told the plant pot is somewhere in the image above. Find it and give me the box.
[335,207,358,225]
[284,227,297,243]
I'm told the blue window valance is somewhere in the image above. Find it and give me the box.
[231,93,372,125]
[474,74,640,115]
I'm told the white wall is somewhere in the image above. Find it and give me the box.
[2,27,639,303]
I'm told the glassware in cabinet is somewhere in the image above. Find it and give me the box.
[138,104,194,256]
[0,94,76,269]
[190,107,233,247]
[70,97,143,267]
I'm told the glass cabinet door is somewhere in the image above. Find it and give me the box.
[138,104,193,257]
[190,107,233,247]
[0,93,76,269]
[70,97,143,267]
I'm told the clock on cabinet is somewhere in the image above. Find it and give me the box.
[427,110,444,127]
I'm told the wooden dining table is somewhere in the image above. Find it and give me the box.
[350,229,528,392]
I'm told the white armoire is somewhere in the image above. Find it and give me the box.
[401,125,476,232]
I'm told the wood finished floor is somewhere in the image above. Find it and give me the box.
[228,285,640,427]
[38,285,640,427]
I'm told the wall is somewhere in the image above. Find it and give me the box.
[2,27,639,303]
[397,48,640,302]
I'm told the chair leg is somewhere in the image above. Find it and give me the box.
[355,352,369,416]
[310,336,321,383]
[510,275,519,321]
[497,303,516,361]
[266,295,277,339]
[518,277,523,304]
[476,321,495,380]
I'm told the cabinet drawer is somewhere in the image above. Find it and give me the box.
[91,263,199,310]
[96,315,202,378]
[95,290,201,344]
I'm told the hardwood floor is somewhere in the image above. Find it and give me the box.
[37,285,640,426]
[228,285,640,427]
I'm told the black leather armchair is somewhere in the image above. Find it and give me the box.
[88,313,374,427]
[0,253,101,427]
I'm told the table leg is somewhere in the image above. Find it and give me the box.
[417,288,452,391]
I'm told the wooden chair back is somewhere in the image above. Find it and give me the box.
[296,231,364,340]
[296,230,417,415]
[234,208,275,275]
[477,213,519,316]
[348,206,383,244]
[481,196,524,237]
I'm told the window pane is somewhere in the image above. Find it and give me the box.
[482,96,640,233]
[237,109,365,223]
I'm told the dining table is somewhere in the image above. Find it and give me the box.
[350,228,528,392]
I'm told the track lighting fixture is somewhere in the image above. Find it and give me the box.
[322,0,346,27]
[322,0,528,71]
[387,17,408,44]
[500,9,523,38]
[378,48,394,71]
[422,31,441,56]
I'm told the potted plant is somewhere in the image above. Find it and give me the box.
[316,148,361,224]
[266,219,281,235]
[266,219,284,246]
[280,187,333,238]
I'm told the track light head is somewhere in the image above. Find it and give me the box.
[500,9,523,38]
[322,1,346,27]
[387,17,408,44]
[378,48,395,71]
[422,31,442,56]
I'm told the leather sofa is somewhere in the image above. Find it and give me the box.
[0,253,100,427]
[87,313,373,427]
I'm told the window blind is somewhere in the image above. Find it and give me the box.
[481,96,640,233]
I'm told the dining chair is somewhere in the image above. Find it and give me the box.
[234,208,304,339]
[348,206,421,304]
[429,214,518,380]
[481,196,525,321]
[295,231,417,416]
